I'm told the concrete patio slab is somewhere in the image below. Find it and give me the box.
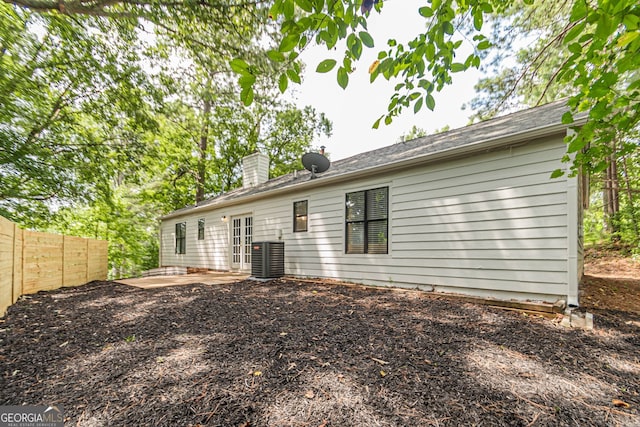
[115,271,249,289]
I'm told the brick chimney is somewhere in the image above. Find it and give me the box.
[242,152,270,188]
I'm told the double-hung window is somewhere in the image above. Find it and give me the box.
[345,187,388,254]
[175,222,186,254]
[293,200,308,232]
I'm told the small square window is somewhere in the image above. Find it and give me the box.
[293,200,308,232]
[198,218,205,240]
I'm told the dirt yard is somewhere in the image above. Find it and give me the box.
[1,253,639,426]
[581,247,640,318]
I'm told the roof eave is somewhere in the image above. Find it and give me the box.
[161,119,582,221]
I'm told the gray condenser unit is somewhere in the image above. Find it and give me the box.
[251,241,285,279]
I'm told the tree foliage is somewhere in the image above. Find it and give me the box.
[232,0,639,175]
[6,0,639,266]
[469,0,639,176]
[141,28,332,212]
[557,0,639,175]
[1,0,332,277]
[0,5,157,223]
[142,95,331,214]
[467,1,576,117]
[9,0,639,175]
[584,149,640,247]
[396,125,428,143]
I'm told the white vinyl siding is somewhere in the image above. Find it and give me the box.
[161,135,577,303]
[161,212,229,270]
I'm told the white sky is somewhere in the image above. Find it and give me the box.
[291,0,482,161]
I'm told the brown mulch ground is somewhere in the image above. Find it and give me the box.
[581,246,640,318]
[1,255,639,426]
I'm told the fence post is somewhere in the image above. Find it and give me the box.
[10,221,16,304]
[11,222,16,304]
[86,239,90,283]
[0,218,14,316]
[62,235,66,287]
[16,225,23,302]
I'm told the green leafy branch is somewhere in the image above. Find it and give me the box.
[555,0,639,176]
[232,0,494,128]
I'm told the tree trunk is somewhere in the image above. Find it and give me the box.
[196,98,211,203]
[602,152,620,240]
[621,155,639,239]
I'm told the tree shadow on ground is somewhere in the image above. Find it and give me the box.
[0,279,638,426]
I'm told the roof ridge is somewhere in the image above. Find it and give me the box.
[163,99,572,219]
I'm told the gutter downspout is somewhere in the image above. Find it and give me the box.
[566,128,580,307]
[158,221,163,268]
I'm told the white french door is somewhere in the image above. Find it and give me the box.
[231,215,253,271]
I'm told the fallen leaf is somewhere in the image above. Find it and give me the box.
[253,371,262,377]
[613,399,630,408]
[304,390,315,399]
[380,370,386,377]
[368,60,380,74]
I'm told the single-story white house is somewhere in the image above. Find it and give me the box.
[159,100,588,306]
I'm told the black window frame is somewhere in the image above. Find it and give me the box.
[197,218,205,240]
[175,222,186,254]
[345,187,388,254]
[293,200,308,232]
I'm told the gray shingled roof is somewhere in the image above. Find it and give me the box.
[163,99,580,219]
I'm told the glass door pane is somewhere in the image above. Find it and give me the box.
[244,217,252,265]
[232,218,241,264]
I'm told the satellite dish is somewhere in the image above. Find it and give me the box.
[302,152,330,179]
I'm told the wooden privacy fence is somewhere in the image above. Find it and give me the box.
[0,216,108,317]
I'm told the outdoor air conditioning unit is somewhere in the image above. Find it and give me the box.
[251,241,285,279]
